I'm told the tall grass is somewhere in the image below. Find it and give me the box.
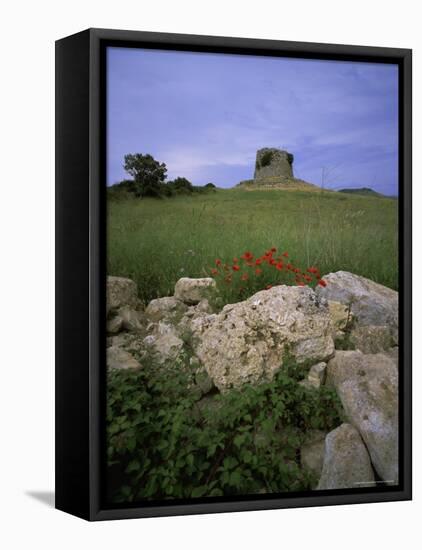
[107,189,398,305]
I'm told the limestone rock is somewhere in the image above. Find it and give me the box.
[118,306,145,332]
[349,325,394,354]
[317,423,376,490]
[306,362,327,388]
[195,285,334,391]
[316,271,398,341]
[174,277,216,305]
[107,276,138,315]
[326,350,398,483]
[301,430,327,481]
[145,296,188,323]
[107,315,123,335]
[107,346,141,370]
[142,322,184,364]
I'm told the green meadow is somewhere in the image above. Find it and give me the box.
[107,188,398,306]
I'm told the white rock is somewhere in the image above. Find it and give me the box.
[145,296,188,322]
[143,322,184,364]
[195,285,334,391]
[174,277,216,305]
[317,423,376,490]
[327,350,398,483]
[107,346,141,370]
[350,325,394,354]
[316,271,398,342]
[118,306,145,332]
[107,276,138,315]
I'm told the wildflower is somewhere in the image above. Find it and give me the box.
[275,262,283,271]
[282,251,289,258]
[318,279,327,287]
[271,247,277,253]
[266,284,273,290]
[233,257,239,263]
[241,273,249,281]
[211,268,218,276]
[286,263,293,270]
[241,251,253,261]
[232,265,240,271]
[296,281,305,287]
[269,258,277,266]
[215,259,222,266]
[304,274,312,282]
[255,258,263,266]
[255,268,263,275]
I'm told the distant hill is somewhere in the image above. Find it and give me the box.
[337,187,384,197]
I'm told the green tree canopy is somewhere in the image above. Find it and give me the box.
[123,153,167,197]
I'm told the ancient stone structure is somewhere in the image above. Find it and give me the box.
[254,147,294,180]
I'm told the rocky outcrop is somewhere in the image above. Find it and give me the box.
[349,325,395,354]
[107,276,138,315]
[142,322,184,365]
[174,277,216,305]
[326,350,398,484]
[317,423,376,490]
[316,271,398,345]
[107,346,142,371]
[145,296,188,323]
[195,285,334,391]
[300,362,327,389]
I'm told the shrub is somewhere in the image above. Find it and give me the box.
[260,150,274,168]
[107,355,343,503]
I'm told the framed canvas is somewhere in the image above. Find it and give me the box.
[55,28,412,521]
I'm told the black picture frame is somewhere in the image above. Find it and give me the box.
[55,28,412,521]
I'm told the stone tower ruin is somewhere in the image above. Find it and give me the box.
[254,148,294,180]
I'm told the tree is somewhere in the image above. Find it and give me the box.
[168,177,193,193]
[123,153,167,197]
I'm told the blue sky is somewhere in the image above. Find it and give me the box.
[107,47,399,195]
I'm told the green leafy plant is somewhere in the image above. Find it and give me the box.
[107,355,344,503]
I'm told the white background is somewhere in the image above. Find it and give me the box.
[0,0,419,548]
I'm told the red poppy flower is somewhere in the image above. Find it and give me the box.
[255,258,263,265]
[275,262,283,271]
[232,264,240,271]
[241,251,253,261]
[255,268,263,275]
[269,258,277,266]
[215,259,221,266]
[266,284,273,290]
[282,251,289,258]
[211,268,218,276]
[286,263,293,270]
[318,279,327,287]
[241,273,249,281]
[304,274,312,282]
[296,281,305,287]
[271,247,277,253]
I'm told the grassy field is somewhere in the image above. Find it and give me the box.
[107,188,398,306]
